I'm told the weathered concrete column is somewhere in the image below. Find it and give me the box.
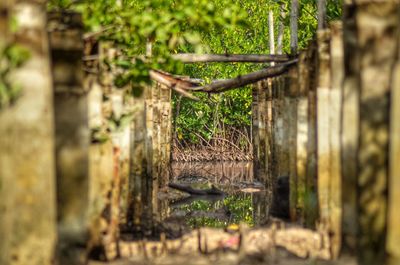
[305,41,318,228]
[86,64,118,260]
[270,77,280,181]
[252,80,268,185]
[119,96,133,227]
[316,28,331,231]
[251,81,260,182]
[354,2,398,264]
[141,84,155,235]
[341,1,360,252]
[95,43,125,260]
[388,24,400,264]
[294,51,310,223]
[287,65,299,221]
[150,84,161,221]
[279,75,290,179]
[128,85,146,232]
[328,22,344,259]
[0,1,57,264]
[316,24,343,259]
[159,85,172,221]
[266,78,273,182]
[48,12,89,264]
[342,1,400,264]
[159,86,172,189]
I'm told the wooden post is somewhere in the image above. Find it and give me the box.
[268,10,275,57]
[317,0,327,30]
[0,1,57,264]
[290,0,299,54]
[48,12,89,264]
[277,4,284,55]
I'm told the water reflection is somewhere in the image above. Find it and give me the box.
[167,161,272,228]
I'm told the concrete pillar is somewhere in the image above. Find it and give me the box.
[305,41,319,228]
[0,1,57,264]
[48,11,89,265]
[294,51,310,224]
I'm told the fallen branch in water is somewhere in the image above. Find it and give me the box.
[168,183,225,196]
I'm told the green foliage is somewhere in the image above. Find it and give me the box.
[175,0,342,145]
[48,0,342,146]
[49,0,247,96]
[0,43,30,109]
[177,194,254,228]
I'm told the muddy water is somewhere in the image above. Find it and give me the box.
[165,162,273,230]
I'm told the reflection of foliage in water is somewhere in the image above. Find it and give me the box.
[177,193,254,228]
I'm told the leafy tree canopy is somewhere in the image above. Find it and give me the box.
[48,0,342,145]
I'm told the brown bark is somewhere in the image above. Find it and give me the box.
[191,60,297,93]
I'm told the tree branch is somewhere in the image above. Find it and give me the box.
[149,69,200,101]
[171,53,290,63]
[187,59,298,93]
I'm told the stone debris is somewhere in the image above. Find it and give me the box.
[115,224,332,261]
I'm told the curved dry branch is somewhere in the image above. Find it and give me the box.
[149,69,200,101]
[188,59,298,93]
